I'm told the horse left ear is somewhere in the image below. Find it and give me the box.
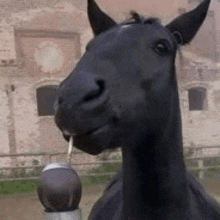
[166,0,211,45]
[88,0,117,36]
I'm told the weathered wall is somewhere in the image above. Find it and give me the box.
[0,1,93,167]
[178,53,220,149]
[0,0,220,168]
[180,80,220,147]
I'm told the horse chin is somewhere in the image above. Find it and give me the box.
[61,121,121,154]
[75,145,104,155]
[63,129,119,155]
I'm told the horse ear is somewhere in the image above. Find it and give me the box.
[88,0,117,36]
[166,0,210,45]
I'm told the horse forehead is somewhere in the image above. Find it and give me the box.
[85,23,174,65]
[97,23,172,47]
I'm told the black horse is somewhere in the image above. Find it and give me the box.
[55,0,220,219]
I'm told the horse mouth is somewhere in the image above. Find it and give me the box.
[63,123,109,141]
[62,123,111,155]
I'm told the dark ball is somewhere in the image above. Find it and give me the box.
[37,163,82,212]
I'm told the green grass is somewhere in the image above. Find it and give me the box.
[189,167,220,180]
[81,162,121,186]
[0,162,121,195]
[185,157,220,180]
[0,180,39,195]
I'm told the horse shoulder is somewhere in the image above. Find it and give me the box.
[88,170,123,220]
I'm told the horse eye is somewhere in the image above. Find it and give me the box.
[153,40,170,55]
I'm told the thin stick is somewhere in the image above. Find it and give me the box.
[67,136,73,164]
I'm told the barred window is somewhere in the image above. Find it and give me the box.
[36,85,58,116]
[188,87,207,111]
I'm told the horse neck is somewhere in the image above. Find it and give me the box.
[122,83,189,219]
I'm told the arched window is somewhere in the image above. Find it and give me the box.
[36,85,59,116]
[188,87,207,111]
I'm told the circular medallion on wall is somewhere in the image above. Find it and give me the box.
[35,41,64,73]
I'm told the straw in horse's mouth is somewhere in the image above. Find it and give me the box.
[67,136,73,162]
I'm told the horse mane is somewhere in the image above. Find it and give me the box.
[122,11,160,25]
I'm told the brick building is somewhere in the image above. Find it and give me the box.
[0,0,93,168]
[0,0,220,168]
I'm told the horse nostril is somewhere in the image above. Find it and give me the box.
[83,80,105,102]
[58,96,64,105]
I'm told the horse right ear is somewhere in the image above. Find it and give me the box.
[166,0,211,45]
[88,0,117,36]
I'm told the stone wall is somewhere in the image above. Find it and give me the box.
[0,1,93,168]
[0,0,220,168]
[178,53,220,150]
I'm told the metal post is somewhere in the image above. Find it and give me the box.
[45,209,81,220]
[37,163,82,220]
